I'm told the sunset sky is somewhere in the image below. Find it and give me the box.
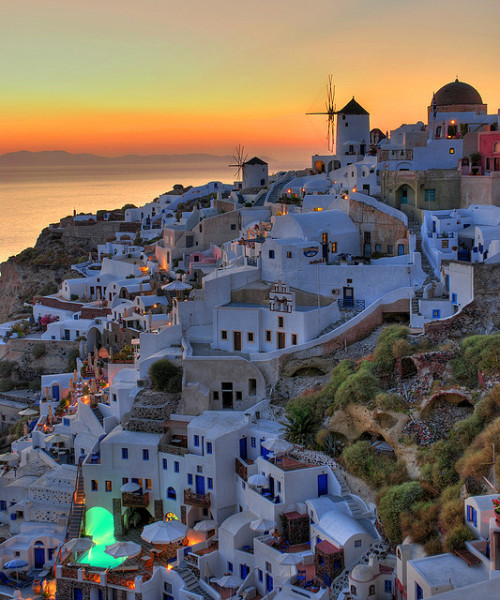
[2,0,500,163]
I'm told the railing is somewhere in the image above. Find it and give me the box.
[378,149,413,161]
[65,457,85,542]
[184,489,211,508]
[60,566,79,579]
[107,572,136,590]
[122,491,150,507]
[338,299,365,310]
[235,457,248,481]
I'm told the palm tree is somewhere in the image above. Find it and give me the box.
[283,407,318,447]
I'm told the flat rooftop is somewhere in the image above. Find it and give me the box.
[410,553,488,588]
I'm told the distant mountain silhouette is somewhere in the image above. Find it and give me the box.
[0,150,242,167]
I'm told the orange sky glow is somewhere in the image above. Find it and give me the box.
[2,0,500,163]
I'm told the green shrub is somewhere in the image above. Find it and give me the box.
[375,392,405,412]
[32,343,47,360]
[443,525,474,553]
[149,359,182,393]
[333,362,379,408]
[373,325,409,375]
[452,334,500,386]
[377,482,423,543]
[342,441,408,488]
[0,361,16,378]
[283,406,321,447]
[0,379,14,393]
[419,440,461,491]
[400,501,440,545]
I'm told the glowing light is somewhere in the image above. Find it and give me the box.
[352,187,357,193]
[165,512,179,521]
[78,507,124,569]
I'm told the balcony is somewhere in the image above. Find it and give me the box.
[235,457,248,481]
[122,491,150,507]
[184,489,211,508]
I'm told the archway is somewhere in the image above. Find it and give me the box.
[123,506,153,531]
[395,184,416,211]
[315,160,326,173]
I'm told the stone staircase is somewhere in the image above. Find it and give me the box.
[174,564,216,600]
[65,460,85,540]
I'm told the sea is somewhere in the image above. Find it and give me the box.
[0,159,304,266]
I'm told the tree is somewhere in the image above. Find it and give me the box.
[283,407,319,446]
[149,359,182,393]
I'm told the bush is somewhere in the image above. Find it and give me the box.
[0,379,14,393]
[452,334,500,386]
[375,392,406,412]
[149,359,182,393]
[0,361,16,378]
[283,406,320,447]
[400,501,440,545]
[419,440,462,491]
[32,343,47,360]
[66,349,80,372]
[373,325,409,375]
[443,525,474,553]
[342,441,408,488]
[333,362,380,409]
[377,482,423,543]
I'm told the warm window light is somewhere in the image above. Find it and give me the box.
[352,187,357,193]
[450,120,455,124]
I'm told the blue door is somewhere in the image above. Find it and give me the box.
[260,441,270,460]
[195,475,205,495]
[73,589,83,600]
[34,547,45,569]
[266,574,273,592]
[269,476,275,497]
[239,437,247,460]
[398,244,405,256]
[240,564,249,580]
[318,474,328,497]
[52,385,60,401]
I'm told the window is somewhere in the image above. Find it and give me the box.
[350,585,357,595]
[425,189,436,202]
[416,583,423,600]
[251,437,256,448]
[167,487,176,500]
[105,481,112,492]
[187,474,193,485]
[142,449,149,461]
[375,244,382,252]
[268,250,275,259]
[197,465,203,473]
[265,562,272,572]
[354,540,362,548]
[236,391,242,401]
[249,378,256,396]
[387,245,393,254]
[63,418,70,427]
[369,585,375,596]
[122,477,129,485]
[442,239,449,249]
[242,481,246,489]
[207,442,213,454]
[247,331,254,343]
[231,224,236,230]
[208,478,213,489]
[258,570,263,582]
[331,241,337,253]
[194,435,200,447]
[228,562,233,572]
[432,309,441,319]
[213,391,219,400]
[145,479,152,490]
[0,501,5,511]
[91,480,98,491]
[384,580,392,593]
[221,330,228,340]
[174,461,179,473]
[278,316,284,328]
[451,293,457,305]
[265,330,272,342]
[162,458,168,470]
[449,147,455,154]
[286,251,292,258]
[122,448,128,459]
[291,334,298,345]
[322,233,328,244]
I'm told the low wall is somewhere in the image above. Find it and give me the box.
[0,338,79,378]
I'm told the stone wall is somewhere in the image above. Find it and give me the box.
[0,338,79,378]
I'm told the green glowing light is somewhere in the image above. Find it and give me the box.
[77,507,124,569]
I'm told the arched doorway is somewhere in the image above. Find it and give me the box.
[123,507,153,531]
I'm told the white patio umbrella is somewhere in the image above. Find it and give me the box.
[18,408,38,417]
[193,519,217,533]
[120,482,141,493]
[63,537,95,554]
[247,474,269,488]
[161,280,192,292]
[104,541,141,559]
[279,552,304,566]
[250,518,275,532]
[217,574,241,591]
[261,438,292,455]
[141,520,187,545]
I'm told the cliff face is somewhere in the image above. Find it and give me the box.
[0,221,124,323]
